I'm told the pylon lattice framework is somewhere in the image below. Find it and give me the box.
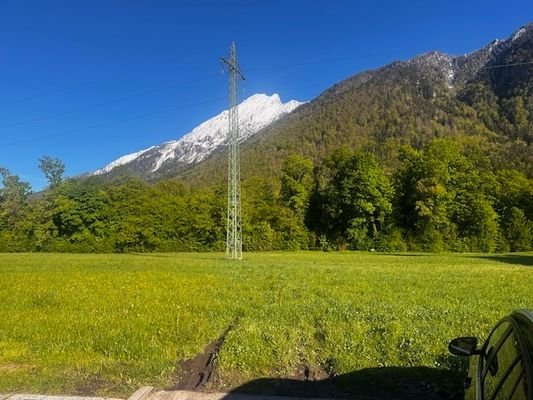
[221,42,244,259]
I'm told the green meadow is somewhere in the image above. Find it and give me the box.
[0,252,531,397]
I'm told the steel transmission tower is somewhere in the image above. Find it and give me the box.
[221,42,245,260]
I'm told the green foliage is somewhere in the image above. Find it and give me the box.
[38,156,65,189]
[0,168,32,225]
[243,175,309,251]
[392,139,511,252]
[0,138,532,253]
[280,154,313,218]
[0,168,32,251]
[394,141,455,247]
[501,207,532,252]
[310,150,393,249]
[493,169,533,220]
[373,227,408,252]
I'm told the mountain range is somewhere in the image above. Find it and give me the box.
[94,23,532,184]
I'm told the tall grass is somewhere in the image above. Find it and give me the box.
[0,252,531,396]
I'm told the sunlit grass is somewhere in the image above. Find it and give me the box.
[0,252,531,396]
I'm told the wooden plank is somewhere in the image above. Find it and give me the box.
[127,387,153,400]
[9,395,46,400]
[147,391,173,400]
[165,391,337,400]
[44,397,101,400]
[12,395,46,400]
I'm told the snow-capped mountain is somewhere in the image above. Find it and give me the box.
[94,93,303,176]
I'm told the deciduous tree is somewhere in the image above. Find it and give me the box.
[39,156,65,189]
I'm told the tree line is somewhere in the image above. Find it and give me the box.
[0,139,532,253]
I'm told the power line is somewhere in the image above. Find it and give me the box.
[0,73,219,129]
[7,52,523,131]
[246,52,400,73]
[0,53,199,110]
[0,96,224,148]
[1,53,529,148]
[0,56,372,141]
[0,58,336,129]
[482,60,533,69]
[1,51,379,109]
[2,46,530,113]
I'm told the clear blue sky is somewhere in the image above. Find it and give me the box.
[1,0,531,190]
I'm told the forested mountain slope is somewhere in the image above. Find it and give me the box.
[183,23,532,186]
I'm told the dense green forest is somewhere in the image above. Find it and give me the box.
[1,139,532,253]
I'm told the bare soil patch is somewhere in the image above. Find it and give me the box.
[170,323,234,391]
[74,375,110,396]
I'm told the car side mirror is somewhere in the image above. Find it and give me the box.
[449,336,482,356]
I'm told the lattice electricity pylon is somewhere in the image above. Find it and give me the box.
[221,42,245,260]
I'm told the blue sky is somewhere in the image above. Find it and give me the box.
[0,0,531,190]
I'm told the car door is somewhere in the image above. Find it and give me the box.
[479,318,530,400]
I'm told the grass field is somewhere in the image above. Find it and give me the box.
[0,252,532,397]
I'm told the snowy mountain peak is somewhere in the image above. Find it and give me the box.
[409,51,455,88]
[512,27,527,42]
[412,51,453,63]
[94,93,304,176]
[507,23,532,43]
[95,146,155,175]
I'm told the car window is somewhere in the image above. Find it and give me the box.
[481,320,528,400]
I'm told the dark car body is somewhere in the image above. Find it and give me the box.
[449,309,533,400]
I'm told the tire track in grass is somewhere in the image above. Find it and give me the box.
[170,316,240,390]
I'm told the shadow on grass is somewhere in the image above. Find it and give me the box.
[379,253,429,257]
[474,254,533,267]
[129,253,221,260]
[129,253,176,258]
[221,366,464,400]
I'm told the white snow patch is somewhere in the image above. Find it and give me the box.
[93,93,304,175]
[411,52,455,89]
[94,146,155,175]
[512,27,526,41]
[487,39,501,52]
[446,58,455,89]
[148,93,303,171]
